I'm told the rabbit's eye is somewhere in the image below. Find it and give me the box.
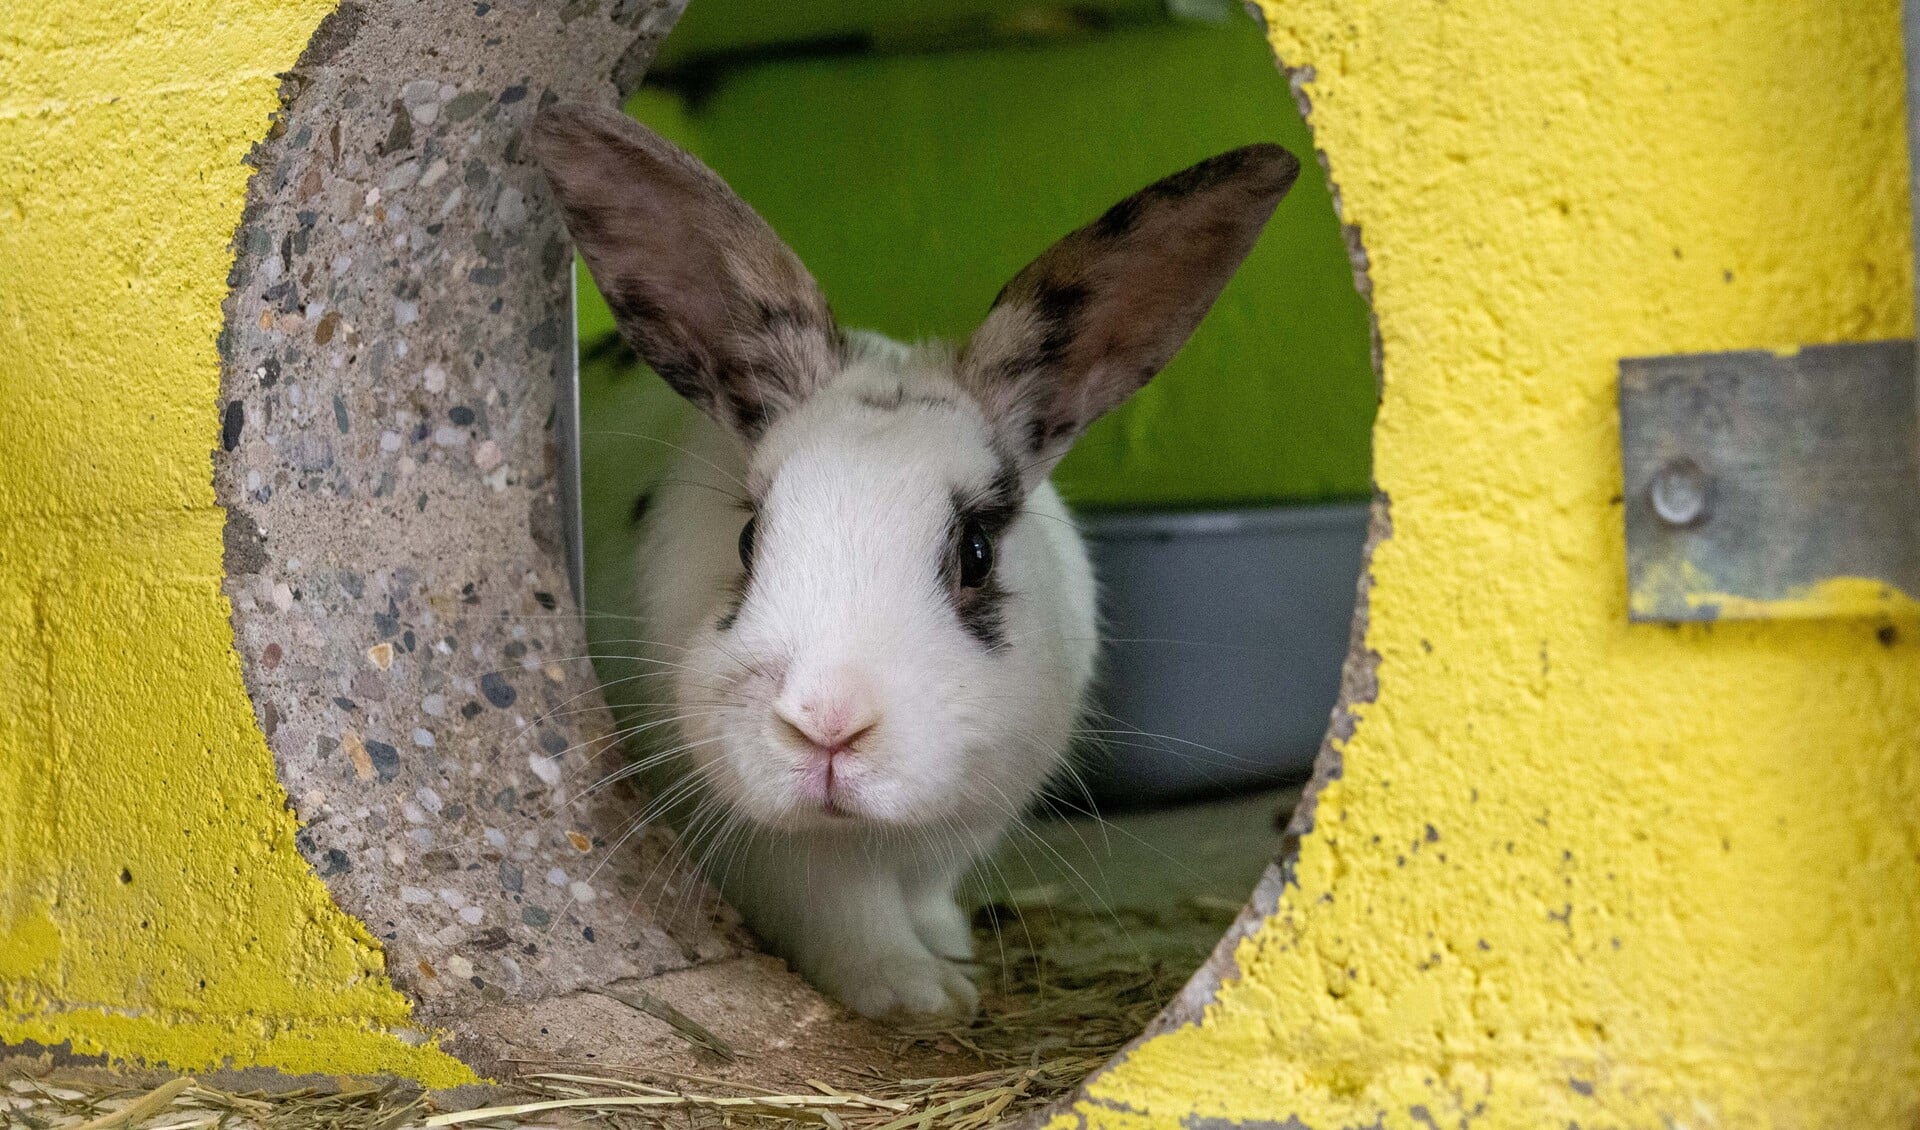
[958,519,993,588]
[738,515,757,569]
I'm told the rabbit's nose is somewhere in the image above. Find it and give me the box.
[774,679,881,756]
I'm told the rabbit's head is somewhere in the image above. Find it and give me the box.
[534,104,1296,832]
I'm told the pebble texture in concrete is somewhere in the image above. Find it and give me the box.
[212,0,742,1032]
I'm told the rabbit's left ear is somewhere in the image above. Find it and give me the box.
[531,102,840,443]
[961,144,1299,487]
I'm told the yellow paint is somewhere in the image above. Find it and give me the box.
[5,0,1915,1108]
[1633,566,1920,621]
[1696,576,1920,620]
[1064,1,1920,1127]
[0,2,470,1084]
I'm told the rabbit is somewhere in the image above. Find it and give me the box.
[531,102,1298,1018]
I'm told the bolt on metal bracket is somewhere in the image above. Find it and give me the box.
[1618,340,1920,622]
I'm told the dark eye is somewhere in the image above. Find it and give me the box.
[738,515,757,569]
[958,519,993,588]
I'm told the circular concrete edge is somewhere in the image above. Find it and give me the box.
[208,0,850,1076]
[211,0,1382,1097]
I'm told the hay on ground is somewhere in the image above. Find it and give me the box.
[1,896,1237,1130]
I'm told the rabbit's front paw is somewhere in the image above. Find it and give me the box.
[908,893,975,962]
[823,949,979,1019]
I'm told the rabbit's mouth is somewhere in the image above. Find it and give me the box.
[792,754,864,820]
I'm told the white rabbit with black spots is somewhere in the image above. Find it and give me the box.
[532,103,1297,1019]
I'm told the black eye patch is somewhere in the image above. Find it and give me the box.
[942,462,1024,651]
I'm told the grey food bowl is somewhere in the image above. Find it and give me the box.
[1073,503,1369,810]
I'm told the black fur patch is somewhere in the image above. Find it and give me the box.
[1090,193,1144,241]
[559,200,612,244]
[1015,380,1085,455]
[630,491,653,525]
[984,277,1090,453]
[856,384,958,413]
[723,384,773,441]
[858,383,907,411]
[715,572,748,632]
[602,290,832,441]
[1145,145,1265,201]
[1029,279,1088,364]
[940,463,1026,652]
[603,289,713,409]
[953,579,1009,651]
[986,458,1024,521]
[1024,415,1049,456]
[986,276,1087,353]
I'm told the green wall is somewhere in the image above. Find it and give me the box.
[580,11,1374,510]
[653,0,1166,65]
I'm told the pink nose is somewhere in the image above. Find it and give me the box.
[774,695,880,756]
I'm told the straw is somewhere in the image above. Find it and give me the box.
[72,1078,191,1129]
[0,896,1234,1129]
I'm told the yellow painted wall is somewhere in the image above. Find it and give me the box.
[1062,1,1920,1127]
[4,0,1916,1114]
[0,0,468,1083]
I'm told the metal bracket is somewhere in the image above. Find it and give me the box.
[1617,2,1920,623]
[1619,341,1920,621]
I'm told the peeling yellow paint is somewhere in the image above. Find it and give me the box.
[1633,567,1920,621]
[1062,1,1920,1126]
[0,1,470,1085]
[1694,576,1920,620]
[6,0,1917,1110]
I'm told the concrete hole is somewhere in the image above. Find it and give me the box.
[213,0,1380,1097]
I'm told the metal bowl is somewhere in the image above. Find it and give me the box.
[1074,503,1368,810]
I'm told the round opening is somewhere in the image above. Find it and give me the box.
[208,0,1376,1106]
[572,0,1375,1099]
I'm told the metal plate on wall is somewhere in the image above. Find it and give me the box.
[1619,340,1920,621]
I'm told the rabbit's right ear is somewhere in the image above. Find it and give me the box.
[960,144,1297,489]
[531,103,840,442]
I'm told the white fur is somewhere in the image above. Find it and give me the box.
[625,338,1095,1018]
[535,105,1288,1018]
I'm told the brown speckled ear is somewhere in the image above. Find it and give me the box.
[961,143,1299,485]
[531,102,841,443]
